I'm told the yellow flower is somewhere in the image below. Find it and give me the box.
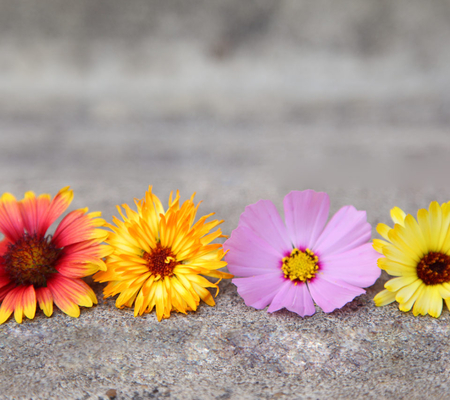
[374,201,450,318]
[94,186,232,321]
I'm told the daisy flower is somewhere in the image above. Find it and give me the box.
[374,201,450,318]
[0,187,110,324]
[94,186,232,321]
[223,190,380,317]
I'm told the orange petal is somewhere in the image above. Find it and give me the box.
[23,285,37,320]
[47,276,81,318]
[52,209,106,248]
[37,187,73,237]
[0,286,22,324]
[36,286,53,317]
[0,193,25,240]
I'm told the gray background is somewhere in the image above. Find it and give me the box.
[0,1,450,399]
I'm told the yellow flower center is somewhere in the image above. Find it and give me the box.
[143,243,180,279]
[3,234,60,287]
[282,248,319,282]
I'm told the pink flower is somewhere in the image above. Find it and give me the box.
[223,190,380,317]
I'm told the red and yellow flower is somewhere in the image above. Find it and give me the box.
[0,187,111,324]
[94,186,232,321]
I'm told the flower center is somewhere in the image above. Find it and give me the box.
[143,243,179,279]
[417,252,450,285]
[282,248,319,283]
[3,234,60,287]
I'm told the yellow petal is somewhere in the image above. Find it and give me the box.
[390,206,406,226]
[373,239,390,254]
[417,208,432,252]
[396,279,422,304]
[403,214,428,256]
[382,245,418,267]
[374,289,396,307]
[428,201,442,252]
[384,276,418,292]
[377,223,392,241]
[398,282,424,312]
[413,285,432,316]
[428,286,443,318]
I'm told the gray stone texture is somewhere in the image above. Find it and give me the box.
[0,1,449,399]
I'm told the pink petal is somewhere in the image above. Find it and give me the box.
[238,199,292,256]
[313,206,371,256]
[267,281,316,317]
[283,190,330,250]
[308,275,365,313]
[224,226,283,277]
[233,272,286,309]
[319,243,381,287]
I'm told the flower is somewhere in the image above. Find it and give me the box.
[0,187,110,324]
[223,190,380,317]
[94,186,232,321]
[373,201,450,318]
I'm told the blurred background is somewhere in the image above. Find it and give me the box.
[0,0,449,222]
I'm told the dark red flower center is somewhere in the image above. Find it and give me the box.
[3,234,61,287]
[143,243,179,279]
[417,252,450,285]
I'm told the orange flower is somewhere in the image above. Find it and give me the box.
[94,186,232,321]
[0,187,111,324]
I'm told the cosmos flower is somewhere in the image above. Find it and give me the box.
[0,187,110,324]
[374,202,450,318]
[94,186,232,321]
[223,190,380,317]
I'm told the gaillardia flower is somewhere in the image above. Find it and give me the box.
[223,190,380,317]
[94,187,232,321]
[374,202,450,318]
[0,187,110,324]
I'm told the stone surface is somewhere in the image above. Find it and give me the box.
[0,1,450,399]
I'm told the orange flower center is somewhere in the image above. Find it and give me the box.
[3,234,60,287]
[417,252,450,285]
[143,243,179,279]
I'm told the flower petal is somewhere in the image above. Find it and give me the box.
[19,191,51,237]
[390,207,406,226]
[37,186,73,237]
[319,243,380,287]
[232,272,286,309]
[35,287,54,317]
[224,226,282,277]
[52,209,107,248]
[0,193,25,241]
[313,206,371,256]
[238,199,291,256]
[0,286,22,324]
[23,285,36,320]
[267,281,315,317]
[47,275,81,318]
[283,190,330,250]
[374,289,396,306]
[307,275,365,313]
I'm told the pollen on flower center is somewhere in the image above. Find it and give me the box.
[282,248,319,283]
[417,252,450,285]
[143,243,179,279]
[3,234,60,287]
